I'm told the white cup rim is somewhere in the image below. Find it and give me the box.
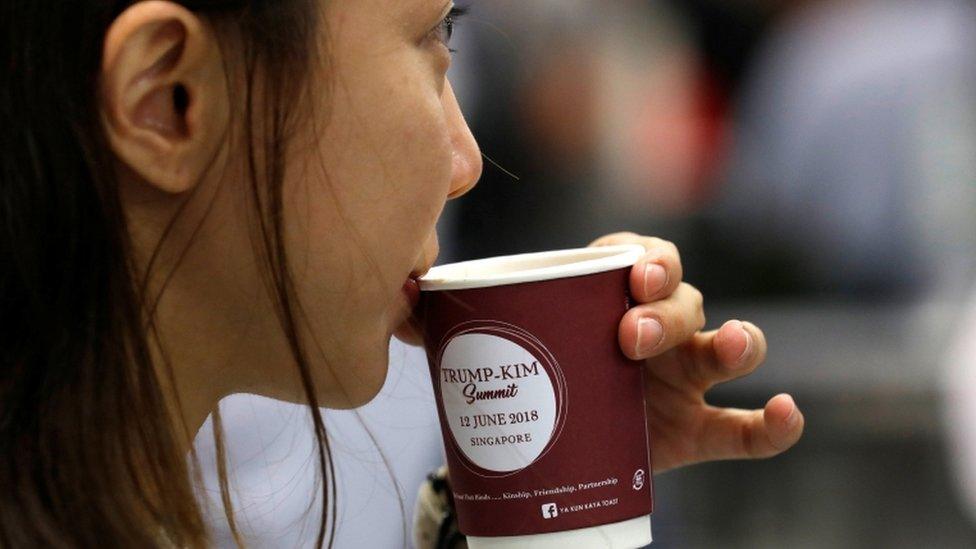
[418,244,646,291]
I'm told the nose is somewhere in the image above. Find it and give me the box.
[443,80,483,200]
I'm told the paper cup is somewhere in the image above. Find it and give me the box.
[417,245,654,548]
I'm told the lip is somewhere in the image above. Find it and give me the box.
[410,266,432,279]
[401,277,421,309]
[394,243,438,344]
[401,238,439,312]
[403,260,435,310]
[403,262,432,310]
[409,247,438,279]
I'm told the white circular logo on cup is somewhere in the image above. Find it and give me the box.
[439,331,559,474]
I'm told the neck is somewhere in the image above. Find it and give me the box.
[149,327,225,454]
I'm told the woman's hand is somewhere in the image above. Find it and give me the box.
[590,232,805,474]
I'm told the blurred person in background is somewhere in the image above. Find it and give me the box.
[706,0,976,299]
[681,0,976,545]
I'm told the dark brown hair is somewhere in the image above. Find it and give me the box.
[0,1,337,546]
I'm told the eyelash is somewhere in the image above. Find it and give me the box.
[433,6,468,53]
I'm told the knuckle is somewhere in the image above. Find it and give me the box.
[683,283,704,309]
[670,314,687,339]
[683,285,706,332]
[672,256,684,277]
[654,302,678,338]
[665,240,681,261]
[647,238,677,259]
[593,231,639,247]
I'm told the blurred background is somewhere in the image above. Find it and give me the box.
[442,0,976,546]
[199,0,976,547]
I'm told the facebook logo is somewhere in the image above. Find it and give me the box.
[541,503,559,519]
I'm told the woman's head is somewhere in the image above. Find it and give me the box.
[107,0,481,409]
[1,0,480,545]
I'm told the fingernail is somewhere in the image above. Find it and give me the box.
[735,321,753,363]
[643,262,667,296]
[786,408,801,429]
[785,398,801,428]
[636,317,665,356]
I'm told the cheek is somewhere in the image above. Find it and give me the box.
[399,119,454,213]
[282,80,453,295]
[360,86,455,241]
[386,71,454,179]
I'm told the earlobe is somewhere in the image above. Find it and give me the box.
[100,1,228,194]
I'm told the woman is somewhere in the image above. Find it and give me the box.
[0,0,804,546]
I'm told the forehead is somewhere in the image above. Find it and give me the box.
[347,0,447,16]
[400,0,450,19]
[328,0,449,32]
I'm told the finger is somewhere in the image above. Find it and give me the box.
[590,233,683,302]
[589,231,644,248]
[629,246,683,304]
[698,394,805,462]
[619,283,705,360]
[682,320,768,390]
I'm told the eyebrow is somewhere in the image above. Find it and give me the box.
[435,0,453,19]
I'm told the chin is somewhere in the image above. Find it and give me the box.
[392,313,425,347]
[319,337,392,410]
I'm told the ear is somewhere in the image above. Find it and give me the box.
[100,1,229,194]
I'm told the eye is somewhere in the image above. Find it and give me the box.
[430,5,468,53]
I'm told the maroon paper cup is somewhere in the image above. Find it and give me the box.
[417,245,653,548]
